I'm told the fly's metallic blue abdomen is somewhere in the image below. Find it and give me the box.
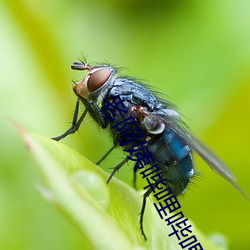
[147,129,193,195]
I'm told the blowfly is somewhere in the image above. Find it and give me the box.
[52,60,246,239]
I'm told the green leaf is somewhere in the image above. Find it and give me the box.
[19,128,226,250]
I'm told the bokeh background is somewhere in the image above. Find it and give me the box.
[1,0,250,249]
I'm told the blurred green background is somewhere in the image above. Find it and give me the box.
[1,0,250,249]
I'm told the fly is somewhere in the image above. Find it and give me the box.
[52,60,246,239]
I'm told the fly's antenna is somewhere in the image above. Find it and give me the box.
[71,61,89,71]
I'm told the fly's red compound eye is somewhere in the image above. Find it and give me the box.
[87,68,111,92]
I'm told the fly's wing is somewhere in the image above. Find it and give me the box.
[181,131,248,198]
[150,110,247,198]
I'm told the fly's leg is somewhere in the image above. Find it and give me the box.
[52,99,108,141]
[52,99,89,141]
[107,157,130,184]
[96,145,116,165]
[88,100,107,129]
[140,188,152,240]
[107,151,138,184]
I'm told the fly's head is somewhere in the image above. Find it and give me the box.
[72,61,116,101]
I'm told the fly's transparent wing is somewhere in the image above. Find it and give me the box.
[149,110,247,198]
[171,123,247,198]
[183,132,247,196]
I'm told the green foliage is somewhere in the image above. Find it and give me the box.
[1,1,250,249]
[19,129,224,250]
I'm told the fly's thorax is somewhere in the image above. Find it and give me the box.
[73,64,117,102]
